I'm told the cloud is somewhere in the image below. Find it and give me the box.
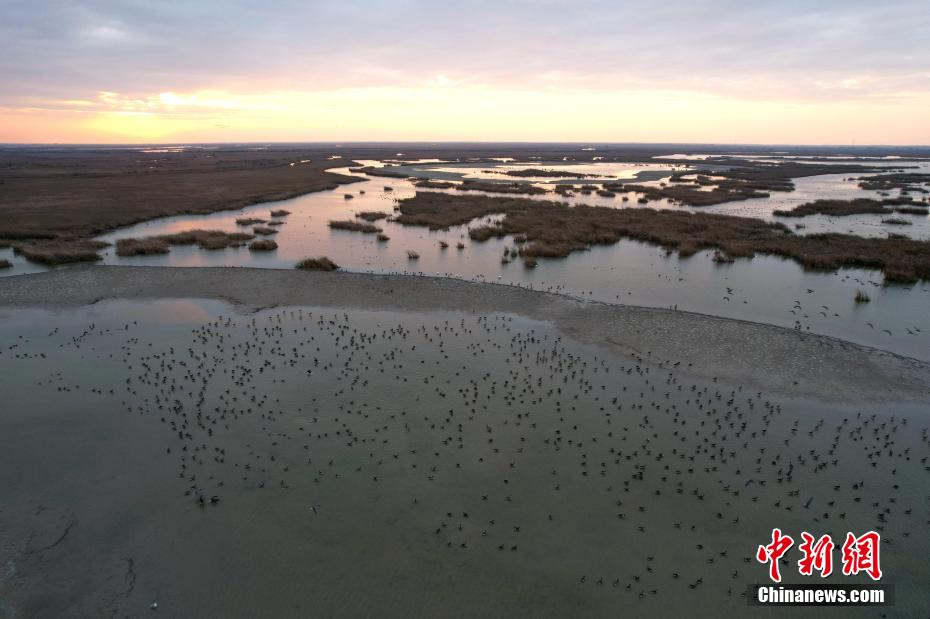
[0,0,928,142]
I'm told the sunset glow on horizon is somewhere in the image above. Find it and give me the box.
[2,1,929,145]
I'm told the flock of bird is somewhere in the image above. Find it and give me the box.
[5,304,929,615]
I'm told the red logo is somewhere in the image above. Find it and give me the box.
[757,529,881,582]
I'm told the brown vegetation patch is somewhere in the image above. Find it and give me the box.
[894,206,929,216]
[328,220,382,233]
[774,199,895,217]
[350,166,407,178]
[236,217,266,225]
[296,256,339,271]
[623,182,770,206]
[397,192,930,283]
[248,239,278,251]
[116,238,170,256]
[269,209,291,217]
[0,258,11,268]
[413,179,455,189]
[857,173,930,193]
[0,147,358,243]
[355,211,389,222]
[252,226,279,235]
[503,168,601,178]
[456,180,547,195]
[156,229,254,250]
[13,239,109,265]
[113,229,255,257]
[774,198,925,218]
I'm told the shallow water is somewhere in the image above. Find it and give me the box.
[1,299,927,617]
[1,159,928,361]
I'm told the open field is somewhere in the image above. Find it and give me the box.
[0,146,360,243]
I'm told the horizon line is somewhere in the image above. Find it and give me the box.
[2,140,930,149]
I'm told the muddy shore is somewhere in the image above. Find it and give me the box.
[2,265,927,404]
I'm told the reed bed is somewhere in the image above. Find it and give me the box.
[396,192,930,283]
[248,239,278,251]
[355,211,389,222]
[328,220,382,233]
[116,230,254,256]
[13,239,108,264]
[456,180,547,195]
[116,238,171,256]
[295,256,339,271]
[413,180,455,189]
[773,199,912,217]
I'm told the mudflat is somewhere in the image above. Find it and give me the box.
[1,266,928,617]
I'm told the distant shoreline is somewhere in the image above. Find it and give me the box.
[2,265,927,404]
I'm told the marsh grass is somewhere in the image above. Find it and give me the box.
[296,256,339,271]
[160,230,254,249]
[857,173,930,192]
[413,180,455,189]
[407,250,419,260]
[328,220,382,233]
[377,233,390,242]
[855,289,871,303]
[894,207,928,215]
[236,217,266,225]
[712,250,735,264]
[356,211,389,222]
[0,259,11,268]
[13,239,109,264]
[248,239,278,251]
[504,169,601,178]
[116,238,171,256]
[396,192,930,283]
[252,226,279,235]
[269,209,291,217]
[773,199,908,218]
[116,229,255,257]
[457,180,547,195]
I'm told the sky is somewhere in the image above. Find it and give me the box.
[0,0,928,144]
